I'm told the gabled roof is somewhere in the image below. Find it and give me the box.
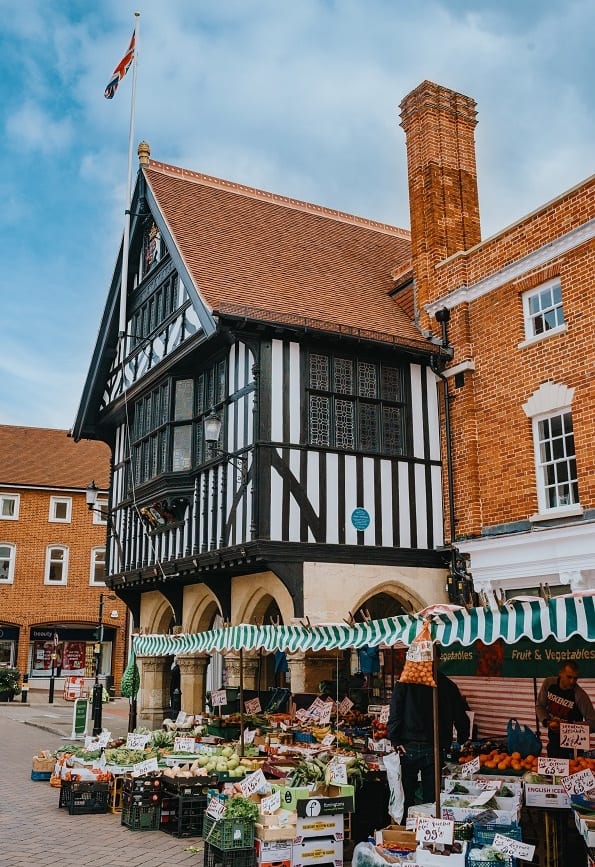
[0,426,110,490]
[143,159,423,345]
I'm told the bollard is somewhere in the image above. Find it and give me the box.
[91,682,103,735]
[21,673,29,704]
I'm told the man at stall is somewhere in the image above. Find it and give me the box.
[387,650,470,816]
[536,660,595,758]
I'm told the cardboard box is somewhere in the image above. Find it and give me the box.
[440,795,520,824]
[296,784,355,817]
[292,838,343,867]
[256,824,297,843]
[378,825,417,850]
[575,812,595,848]
[295,813,344,842]
[271,785,311,811]
[524,783,571,809]
[255,838,293,867]
[414,842,467,867]
[442,777,523,797]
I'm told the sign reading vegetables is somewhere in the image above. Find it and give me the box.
[440,635,595,678]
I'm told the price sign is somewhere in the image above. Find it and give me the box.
[296,709,310,722]
[239,768,268,797]
[174,736,196,753]
[379,705,390,725]
[560,722,590,750]
[97,730,111,747]
[492,834,536,861]
[338,696,354,715]
[243,728,256,744]
[562,767,595,796]
[196,743,215,755]
[126,733,150,750]
[415,817,454,845]
[321,733,336,748]
[211,689,227,707]
[405,817,417,831]
[538,757,570,776]
[460,756,480,777]
[260,790,281,815]
[326,760,348,785]
[175,711,187,725]
[406,640,433,662]
[206,796,226,820]
[132,757,159,777]
[470,789,497,807]
[474,778,501,791]
[318,703,333,724]
[245,697,262,715]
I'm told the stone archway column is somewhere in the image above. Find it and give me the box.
[136,654,170,729]
[286,652,307,693]
[178,654,210,716]
[224,652,261,690]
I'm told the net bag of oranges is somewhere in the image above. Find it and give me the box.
[399,620,436,686]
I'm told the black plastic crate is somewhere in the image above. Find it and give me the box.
[123,774,162,796]
[161,775,217,797]
[58,780,110,815]
[204,843,255,867]
[161,797,205,837]
[122,788,162,809]
[121,802,161,831]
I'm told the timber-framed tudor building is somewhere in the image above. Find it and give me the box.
[74,80,595,726]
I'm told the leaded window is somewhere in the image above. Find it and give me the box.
[308,352,407,454]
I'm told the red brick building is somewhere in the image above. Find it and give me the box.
[400,80,595,602]
[0,426,127,694]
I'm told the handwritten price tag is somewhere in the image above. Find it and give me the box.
[295,709,310,723]
[126,733,150,750]
[492,834,535,861]
[460,756,480,777]
[562,767,595,796]
[260,790,281,815]
[474,778,501,791]
[321,733,336,747]
[560,722,590,750]
[239,768,268,797]
[206,797,225,820]
[318,703,334,725]
[245,697,262,714]
[415,817,454,845]
[132,757,159,777]
[406,640,433,662]
[470,789,497,807]
[174,736,196,753]
[243,728,256,744]
[175,711,187,724]
[326,760,348,784]
[211,689,227,707]
[379,705,390,725]
[338,696,354,715]
[538,757,570,776]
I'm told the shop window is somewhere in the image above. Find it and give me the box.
[90,548,106,585]
[0,544,15,583]
[49,496,72,523]
[522,279,566,343]
[45,546,68,585]
[0,493,19,520]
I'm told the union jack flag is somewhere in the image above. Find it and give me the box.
[104,29,136,99]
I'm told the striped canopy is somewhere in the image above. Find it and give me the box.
[133,594,595,657]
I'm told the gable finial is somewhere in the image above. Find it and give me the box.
[138,141,150,166]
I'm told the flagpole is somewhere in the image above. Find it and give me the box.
[119,11,141,338]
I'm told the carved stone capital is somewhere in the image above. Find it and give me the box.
[178,654,210,676]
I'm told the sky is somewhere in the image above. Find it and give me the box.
[2,0,594,430]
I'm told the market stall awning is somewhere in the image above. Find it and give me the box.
[132,594,595,657]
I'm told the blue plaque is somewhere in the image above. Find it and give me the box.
[351,508,370,530]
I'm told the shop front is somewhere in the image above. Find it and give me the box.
[28,626,116,681]
[0,625,19,667]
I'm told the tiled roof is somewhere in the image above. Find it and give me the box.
[0,426,110,490]
[144,161,426,348]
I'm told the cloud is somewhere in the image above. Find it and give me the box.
[5,101,73,155]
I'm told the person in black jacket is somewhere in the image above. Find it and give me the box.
[387,661,470,816]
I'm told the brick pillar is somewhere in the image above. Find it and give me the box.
[136,654,170,728]
[400,80,481,333]
[178,654,210,715]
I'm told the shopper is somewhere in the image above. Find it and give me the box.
[387,658,470,817]
[536,661,595,758]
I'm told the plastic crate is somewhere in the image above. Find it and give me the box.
[466,845,516,867]
[160,793,207,837]
[293,731,315,744]
[123,774,162,795]
[121,802,161,831]
[31,770,52,781]
[207,723,242,739]
[202,814,255,850]
[473,823,522,846]
[161,775,216,797]
[454,821,474,841]
[204,842,255,867]
[60,780,110,815]
[109,775,124,813]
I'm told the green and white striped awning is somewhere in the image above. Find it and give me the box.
[132,594,595,657]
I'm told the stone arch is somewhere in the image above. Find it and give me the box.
[183,585,223,634]
[351,581,426,618]
[140,590,176,634]
[232,571,295,626]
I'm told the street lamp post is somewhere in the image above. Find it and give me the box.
[92,591,116,736]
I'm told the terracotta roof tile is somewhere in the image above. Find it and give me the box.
[144,161,425,348]
[0,426,110,490]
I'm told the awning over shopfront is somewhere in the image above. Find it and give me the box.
[133,593,595,657]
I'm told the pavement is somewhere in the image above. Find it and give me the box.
[0,690,204,866]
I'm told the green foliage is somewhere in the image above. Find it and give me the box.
[0,667,21,696]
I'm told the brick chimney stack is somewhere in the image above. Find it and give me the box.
[400,81,481,333]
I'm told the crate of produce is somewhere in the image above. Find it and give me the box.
[59,780,110,815]
[32,755,56,773]
[121,801,161,831]
[203,814,255,850]
[207,723,242,739]
[161,793,207,837]
[473,822,522,846]
[123,773,162,795]
[31,770,52,781]
[293,731,315,744]
[161,774,216,796]
[466,844,516,867]
[204,842,255,867]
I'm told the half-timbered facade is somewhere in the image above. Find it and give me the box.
[74,143,448,723]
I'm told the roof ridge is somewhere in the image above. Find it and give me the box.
[145,160,410,239]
